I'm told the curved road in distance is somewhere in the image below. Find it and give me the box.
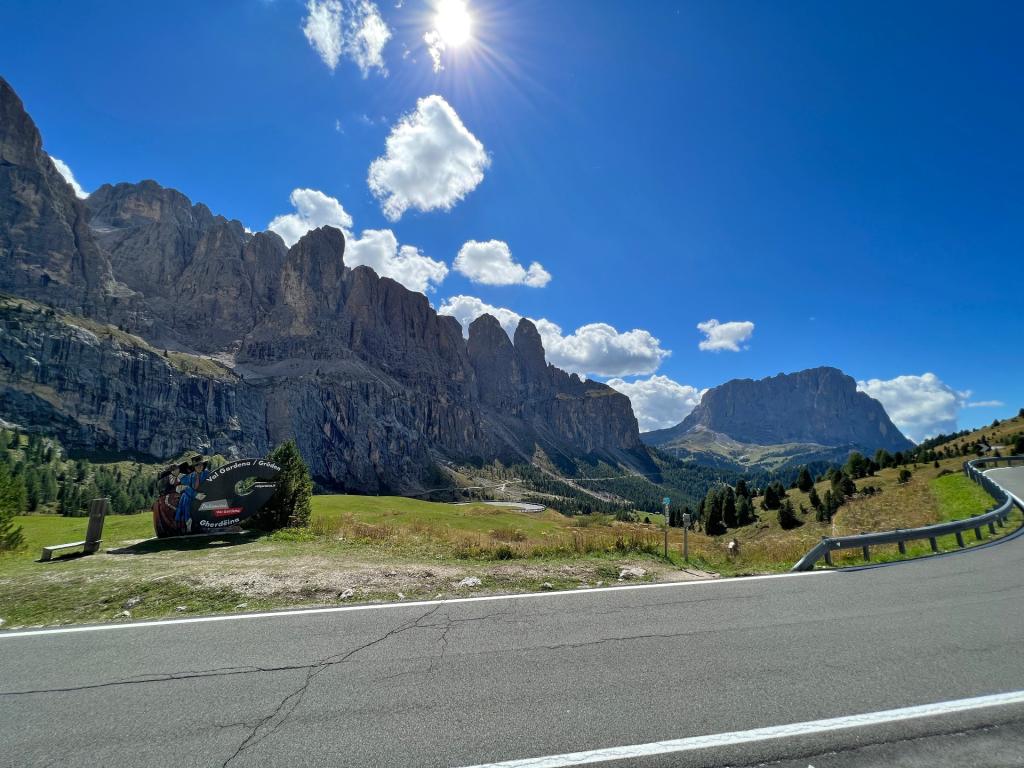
[3,467,1024,768]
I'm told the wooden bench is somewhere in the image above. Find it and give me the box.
[40,498,108,561]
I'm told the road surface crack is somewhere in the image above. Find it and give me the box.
[220,603,459,767]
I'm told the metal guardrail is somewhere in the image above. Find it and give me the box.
[791,456,1024,571]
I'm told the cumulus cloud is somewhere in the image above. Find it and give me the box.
[50,156,88,199]
[606,375,705,432]
[539,321,669,378]
[697,319,755,352]
[368,95,489,221]
[437,296,670,377]
[346,228,448,293]
[268,188,354,247]
[453,240,550,287]
[436,295,522,338]
[857,372,970,443]
[302,0,391,77]
[267,189,446,293]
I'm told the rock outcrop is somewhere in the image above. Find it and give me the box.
[0,77,647,492]
[0,78,114,314]
[86,180,288,351]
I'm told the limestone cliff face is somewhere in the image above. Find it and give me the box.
[645,367,914,456]
[0,77,647,491]
[86,180,287,351]
[467,316,644,457]
[0,298,266,459]
[0,78,113,313]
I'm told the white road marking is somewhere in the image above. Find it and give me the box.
[454,690,1024,768]
[0,569,827,639]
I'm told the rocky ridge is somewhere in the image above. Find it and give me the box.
[0,77,649,492]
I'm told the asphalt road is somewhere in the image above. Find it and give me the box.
[3,468,1024,768]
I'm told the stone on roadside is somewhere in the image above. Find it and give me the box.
[122,596,143,609]
[458,577,481,588]
[175,606,188,612]
[618,567,646,581]
[116,610,131,619]
[339,588,355,600]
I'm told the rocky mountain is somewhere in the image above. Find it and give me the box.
[643,367,914,471]
[0,77,651,493]
[0,79,114,314]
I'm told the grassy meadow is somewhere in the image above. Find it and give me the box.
[1,414,1020,629]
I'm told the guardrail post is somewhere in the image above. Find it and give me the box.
[929,537,939,553]
[824,548,833,567]
[955,531,965,548]
[974,527,983,541]
[989,521,997,534]
[898,540,907,555]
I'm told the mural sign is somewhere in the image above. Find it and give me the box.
[152,456,281,538]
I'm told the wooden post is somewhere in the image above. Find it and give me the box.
[955,531,965,548]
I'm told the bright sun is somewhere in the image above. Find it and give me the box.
[434,0,472,47]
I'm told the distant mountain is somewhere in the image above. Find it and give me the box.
[643,367,914,471]
[0,77,653,493]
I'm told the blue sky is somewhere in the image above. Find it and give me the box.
[2,0,1021,440]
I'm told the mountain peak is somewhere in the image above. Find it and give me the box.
[645,366,913,467]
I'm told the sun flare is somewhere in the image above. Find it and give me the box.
[434,0,472,47]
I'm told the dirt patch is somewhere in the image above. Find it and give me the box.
[189,557,715,603]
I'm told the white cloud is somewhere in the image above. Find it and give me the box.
[267,189,446,293]
[857,373,970,443]
[453,240,550,287]
[368,95,489,221]
[437,296,670,377]
[966,400,1005,408]
[423,30,445,72]
[436,295,522,338]
[539,321,669,378]
[268,188,354,247]
[50,156,87,199]
[302,0,391,77]
[303,0,344,70]
[346,0,391,76]
[346,228,448,293]
[606,375,706,432]
[697,319,755,352]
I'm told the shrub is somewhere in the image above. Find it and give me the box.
[897,468,912,484]
[0,463,26,551]
[778,499,801,530]
[248,440,313,531]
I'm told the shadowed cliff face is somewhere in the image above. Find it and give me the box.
[0,78,113,313]
[86,180,288,351]
[0,77,646,492]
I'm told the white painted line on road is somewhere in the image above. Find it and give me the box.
[0,569,829,639]
[454,689,1024,768]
